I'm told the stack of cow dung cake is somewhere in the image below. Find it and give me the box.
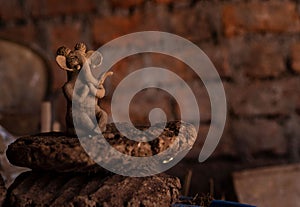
[3,121,197,207]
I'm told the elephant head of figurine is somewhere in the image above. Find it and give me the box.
[55,42,102,72]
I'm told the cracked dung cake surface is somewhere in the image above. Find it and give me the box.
[7,121,197,173]
[5,171,181,207]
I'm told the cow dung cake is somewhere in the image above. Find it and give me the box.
[5,121,196,206]
[5,171,180,207]
[7,121,196,173]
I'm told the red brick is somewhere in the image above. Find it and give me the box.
[147,53,198,83]
[100,54,148,119]
[110,0,144,8]
[0,25,37,44]
[232,119,286,156]
[222,2,300,37]
[284,115,300,161]
[102,88,178,126]
[108,54,145,91]
[154,0,188,4]
[94,6,212,45]
[190,80,211,122]
[102,52,210,124]
[228,38,285,78]
[108,68,211,122]
[186,121,236,159]
[139,5,166,31]
[103,68,211,125]
[186,125,208,159]
[213,123,236,158]
[169,9,211,41]
[245,42,285,78]
[48,21,82,54]
[228,78,300,117]
[129,88,178,126]
[92,10,163,46]
[28,0,96,17]
[202,44,231,78]
[290,42,300,74]
[0,0,24,21]
[92,14,140,45]
[51,61,67,90]
[154,0,173,4]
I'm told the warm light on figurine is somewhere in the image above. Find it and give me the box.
[55,42,113,135]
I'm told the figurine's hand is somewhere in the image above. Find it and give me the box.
[96,85,105,99]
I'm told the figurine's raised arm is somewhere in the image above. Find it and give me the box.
[100,71,113,85]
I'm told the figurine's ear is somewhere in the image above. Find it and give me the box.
[87,51,103,67]
[99,71,113,85]
[56,55,74,71]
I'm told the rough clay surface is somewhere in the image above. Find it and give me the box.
[5,171,181,207]
[7,121,197,172]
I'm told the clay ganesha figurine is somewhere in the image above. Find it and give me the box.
[56,43,113,135]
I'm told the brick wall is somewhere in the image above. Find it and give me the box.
[1,0,300,200]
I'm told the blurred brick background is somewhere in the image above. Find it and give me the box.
[1,0,300,201]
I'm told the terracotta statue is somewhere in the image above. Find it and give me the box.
[56,43,113,135]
